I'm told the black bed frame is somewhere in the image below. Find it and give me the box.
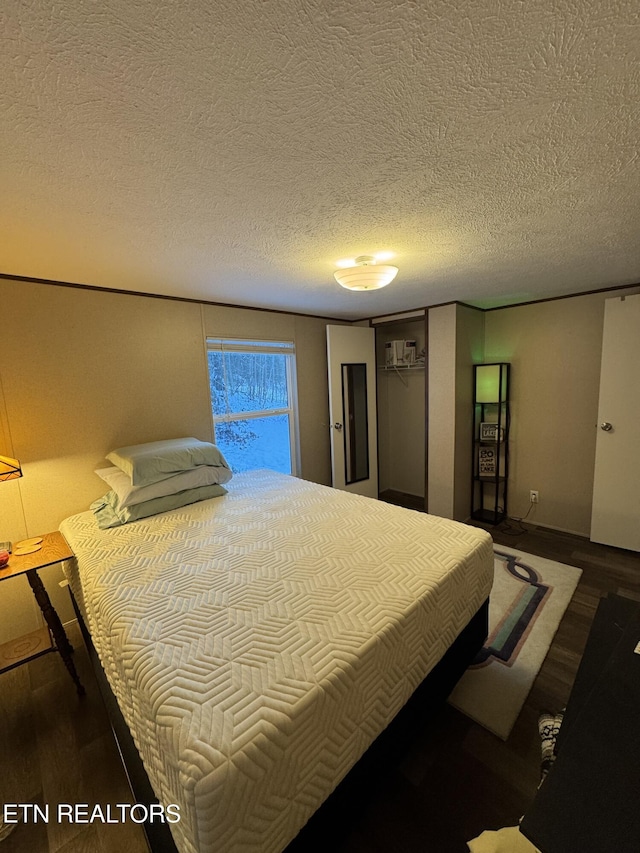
[72,592,489,853]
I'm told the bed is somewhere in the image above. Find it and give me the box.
[60,470,493,853]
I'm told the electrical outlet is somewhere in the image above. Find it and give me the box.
[530,490,539,503]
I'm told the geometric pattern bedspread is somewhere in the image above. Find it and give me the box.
[60,471,493,853]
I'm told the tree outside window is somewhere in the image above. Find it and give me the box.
[207,339,298,475]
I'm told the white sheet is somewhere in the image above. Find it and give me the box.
[60,471,493,853]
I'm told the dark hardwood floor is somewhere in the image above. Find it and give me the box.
[0,621,148,853]
[1,520,638,852]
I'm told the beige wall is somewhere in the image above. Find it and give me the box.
[428,304,457,518]
[454,305,485,521]
[397,288,640,534]
[0,280,337,642]
[427,304,485,521]
[484,286,640,536]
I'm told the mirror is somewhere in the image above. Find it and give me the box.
[341,363,369,484]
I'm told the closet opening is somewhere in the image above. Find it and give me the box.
[373,311,427,513]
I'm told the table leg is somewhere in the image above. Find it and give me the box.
[26,569,85,695]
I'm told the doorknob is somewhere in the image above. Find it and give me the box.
[333,422,343,430]
[600,422,613,431]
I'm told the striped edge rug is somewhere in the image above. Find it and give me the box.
[448,545,582,740]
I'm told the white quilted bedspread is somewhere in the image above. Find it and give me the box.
[60,471,493,853]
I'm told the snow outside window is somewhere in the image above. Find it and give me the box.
[206,339,299,476]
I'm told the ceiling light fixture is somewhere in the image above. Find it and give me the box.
[334,255,399,291]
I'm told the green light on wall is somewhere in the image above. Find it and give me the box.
[475,363,509,403]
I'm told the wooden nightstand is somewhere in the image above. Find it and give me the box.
[0,531,85,695]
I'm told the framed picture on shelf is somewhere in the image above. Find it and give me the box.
[480,422,504,441]
[478,446,497,476]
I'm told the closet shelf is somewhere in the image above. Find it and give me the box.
[377,364,425,371]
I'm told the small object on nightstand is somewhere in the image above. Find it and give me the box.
[0,531,84,695]
[13,536,43,556]
[0,541,12,553]
[0,550,9,568]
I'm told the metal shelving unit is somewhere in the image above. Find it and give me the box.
[471,363,510,525]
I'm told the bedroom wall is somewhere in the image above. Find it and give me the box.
[427,305,457,518]
[414,287,640,534]
[428,303,485,521]
[484,286,640,536]
[0,279,337,643]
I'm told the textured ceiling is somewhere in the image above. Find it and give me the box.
[1,0,639,320]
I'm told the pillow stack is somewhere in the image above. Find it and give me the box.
[91,437,232,529]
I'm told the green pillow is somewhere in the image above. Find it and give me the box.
[106,438,229,486]
[91,483,227,529]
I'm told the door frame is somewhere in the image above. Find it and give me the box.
[326,325,378,498]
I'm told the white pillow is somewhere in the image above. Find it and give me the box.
[106,437,228,486]
[95,465,232,510]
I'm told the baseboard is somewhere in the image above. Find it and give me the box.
[465,514,590,540]
[525,520,590,539]
[379,489,425,511]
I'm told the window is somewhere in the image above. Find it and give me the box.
[206,338,299,475]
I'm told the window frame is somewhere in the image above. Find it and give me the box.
[206,337,300,476]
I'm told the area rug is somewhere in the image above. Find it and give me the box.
[448,545,582,740]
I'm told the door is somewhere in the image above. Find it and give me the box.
[326,325,378,498]
[590,294,640,551]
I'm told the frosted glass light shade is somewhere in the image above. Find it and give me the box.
[334,263,398,291]
[475,364,508,403]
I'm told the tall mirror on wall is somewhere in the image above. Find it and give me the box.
[326,324,378,498]
[341,363,369,484]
